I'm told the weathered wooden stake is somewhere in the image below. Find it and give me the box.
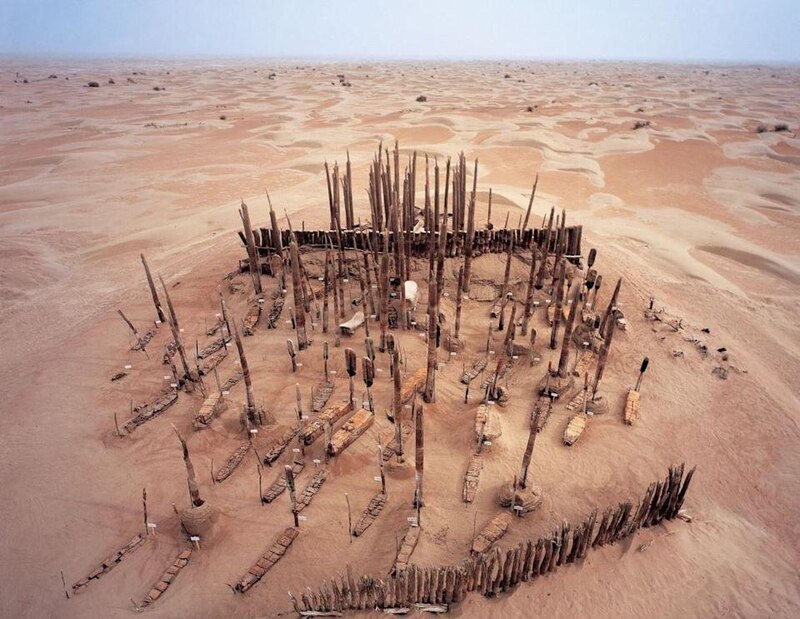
[289,236,309,349]
[142,487,148,536]
[415,403,424,507]
[172,425,203,507]
[345,348,357,407]
[140,254,165,324]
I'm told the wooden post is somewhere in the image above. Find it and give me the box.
[455,265,464,341]
[142,487,148,536]
[600,278,623,336]
[323,249,332,333]
[268,198,283,255]
[285,465,300,527]
[140,254,165,323]
[287,339,297,372]
[557,282,582,378]
[521,245,538,336]
[592,315,617,399]
[239,201,263,296]
[345,348,357,407]
[289,236,309,350]
[117,309,138,338]
[635,357,650,392]
[356,249,371,337]
[345,492,353,542]
[323,341,329,381]
[231,321,258,430]
[377,444,386,495]
[549,259,566,350]
[521,174,538,232]
[159,275,193,387]
[379,247,390,352]
[519,410,540,489]
[414,403,424,507]
[219,292,232,339]
[392,349,404,463]
[295,382,303,419]
[363,357,375,412]
[462,158,478,293]
[423,205,440,402]
[534,207,554,290]
[172,425,203,507]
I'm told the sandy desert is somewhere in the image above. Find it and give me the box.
[1,59,799,618]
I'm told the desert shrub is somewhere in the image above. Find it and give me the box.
[774,123,789,132]
[416,95,427,102]
[633,120,651,130]
[87,81,99,87]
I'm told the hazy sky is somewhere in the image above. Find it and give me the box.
[1,0,798,63]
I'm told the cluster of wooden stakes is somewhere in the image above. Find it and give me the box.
[85,141,685,615]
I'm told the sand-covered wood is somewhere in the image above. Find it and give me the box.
[300,400,354,445]
[563,414,587,446]
[472,513,513,554]
[462,455,482,503]
[235,527,298,593]
[328,407,373,456]
[194,391,226,429]
[625,389,641,425]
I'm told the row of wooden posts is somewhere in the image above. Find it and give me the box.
[245,225,584,260]
[290,464,695,615]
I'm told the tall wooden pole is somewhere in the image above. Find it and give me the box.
[521,244,538,336]
[423,204,440,402]
[557,282,582,378]
[462,158,478,293]
[232,321,258,429]
[592,315,617,399]
[414,403,424,507]
[519,409,541,489]
[140,254,165,323]
[549,260,566,350]
[239,201,263,296]
[455,265,465,340]
[345,348,357,407]
[172,425,203,507]
[289,236,309,350]
[159,275,193,386]
[534,207,555,290]
[600,277,623,336]
[392,349,404,463]
[521,174,538,232]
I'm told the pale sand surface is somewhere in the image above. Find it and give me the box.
[1,59,799,618]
